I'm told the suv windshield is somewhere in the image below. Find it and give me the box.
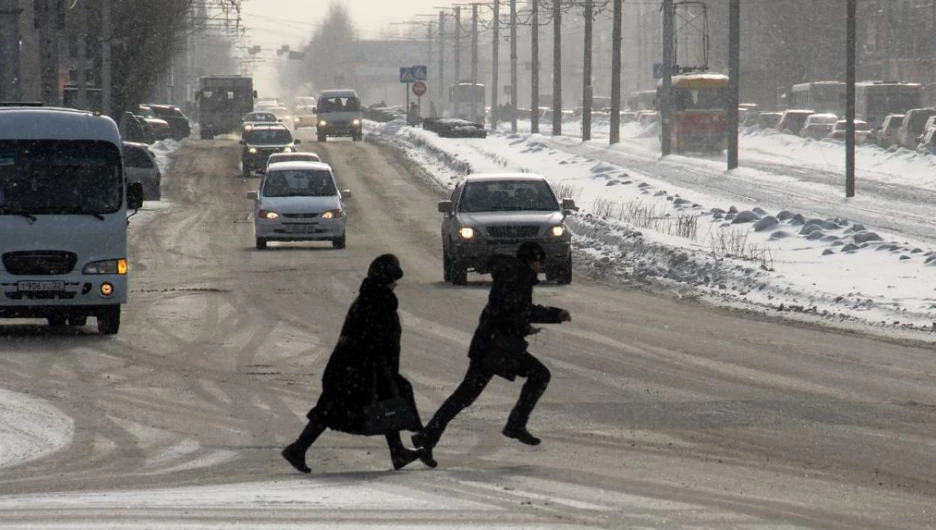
[244,129,292,145]
[262,169,336,197]
[0,140,122,214]
[459,180,560,213]
[317,96,361,112]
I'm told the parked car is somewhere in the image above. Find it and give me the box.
[123,141,161,200]
[136,105,172,141]
[877,113,904,148]
[422,117,487,138]
[917,125,936,154]
[147,104,191,140]
[246,161,350,250]
[799,113,838,140]
[264,151,322,173]
[896,108,936,150]
[755,111,783,130]
[826,119,872,144]
[438,173,577,285]
[776,109,815,135]
[240,123,300,178]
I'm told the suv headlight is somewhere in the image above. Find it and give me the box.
[550,225,566,237]
[248,147,257,154]
[352,119,361,126]
[457,227,475,240]
[318,120,327,127]
[258,210,279,220]
[83,258,128,275]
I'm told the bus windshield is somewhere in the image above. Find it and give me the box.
[672,87,728,111]
[0,140,122,215]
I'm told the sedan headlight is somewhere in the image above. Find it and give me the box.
[550,225,566,237]
[248,147,258,154]
[457,227,475,240]
[83,258,128,275]
[318,120,327,127]
[322,208,345,220]
[258,210,279,220]
[243,124,254,132]
[352,119,362,127]
[282,147,294,153]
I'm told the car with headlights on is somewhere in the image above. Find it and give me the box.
[264,151,321,173]
[247,161,349,250]
[240,123,300,178]
[438,173,577,285]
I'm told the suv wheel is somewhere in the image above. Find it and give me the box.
[332,235,346,249]
[547,261,573,285]
[318,133,327,142]
[450,259,468,285]
[242,162,251,179]
[256,237,267,250]
[442,250,452,282]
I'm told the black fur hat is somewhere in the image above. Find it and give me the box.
[367,253,404,285]
[517,241,546,264]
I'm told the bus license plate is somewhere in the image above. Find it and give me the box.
[18,280,65,292]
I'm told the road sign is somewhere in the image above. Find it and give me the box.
[412,81,427,97]
[411,65,427,81]
[400,67,413,83]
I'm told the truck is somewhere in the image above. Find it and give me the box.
[196,75,256,139]
[0,106,144,334]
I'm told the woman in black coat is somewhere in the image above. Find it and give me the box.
[281,254,433,473]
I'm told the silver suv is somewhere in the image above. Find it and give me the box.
[438,173,576,285]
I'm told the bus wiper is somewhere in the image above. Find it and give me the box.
[19,212,38,222]
[78,211,106,220]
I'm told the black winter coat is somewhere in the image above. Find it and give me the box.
[467,255,565,380]
[308,277,422,434]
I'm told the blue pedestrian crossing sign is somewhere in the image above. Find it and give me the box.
[400,65,428,83]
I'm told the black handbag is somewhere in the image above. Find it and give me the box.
[357,371,420,436]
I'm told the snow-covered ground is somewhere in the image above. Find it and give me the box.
[368,117,936,343]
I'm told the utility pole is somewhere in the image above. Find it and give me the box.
[661,0,674,156]
[491,0,500,130]
[509,0,517,133]
[471,4,478,84]
[582,0,593,141]
[727,0,739,169]
[102,0,112,116]
[454,6,461,83]
[610,0,622,144]
[530,0,540,134]
[845,0,856,197]
[552,0,562,136]
[39,0,61,106]
[0,0,22,101]
[438,10,445,116]
[76,0,89,110]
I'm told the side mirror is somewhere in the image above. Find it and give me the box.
[312,106,317,113]
[127,181,144,210]
[239,139,246,145]
[561,198,578,211]
[293,139,301,144]
[340,189,352,198]
[247,191,259,201]
[253,90,258,98]
[437,200,453,214]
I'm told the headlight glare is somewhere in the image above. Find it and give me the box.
[258,210,279,220]
[318,120,327,127]
[248,147,257,154]
[83,258,128,275]
[352,119,361,126]
[457,227,475,239]
[550,225,566,237]
[282,147,294,153]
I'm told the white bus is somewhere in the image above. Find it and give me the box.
[448,82,486,124]
[0,106,144,334]
[790,81,845,116]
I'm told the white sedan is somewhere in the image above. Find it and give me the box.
[247,161,349,250]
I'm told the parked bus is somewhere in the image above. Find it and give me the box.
[855,81,922,129]
[196,75,256,139]
[0,106,144,334]
[660,73,730,154]
[790,81,845,116]
[448,82,485,124]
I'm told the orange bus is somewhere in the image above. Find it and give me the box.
[660,73,729,154]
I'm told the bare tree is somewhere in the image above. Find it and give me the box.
[301,4,359,90]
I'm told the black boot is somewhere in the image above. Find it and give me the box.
[281,443,311,473]
[282,418,325,474]
[502,425,541,446]
[411,432,438,468]
[387,431,423,470]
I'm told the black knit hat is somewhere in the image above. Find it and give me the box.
[517,241,546,264]
[367,253,404,285]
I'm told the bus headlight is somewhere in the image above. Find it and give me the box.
[550,225,566,237]
[457,227,475,240]
[83,259,128,275]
